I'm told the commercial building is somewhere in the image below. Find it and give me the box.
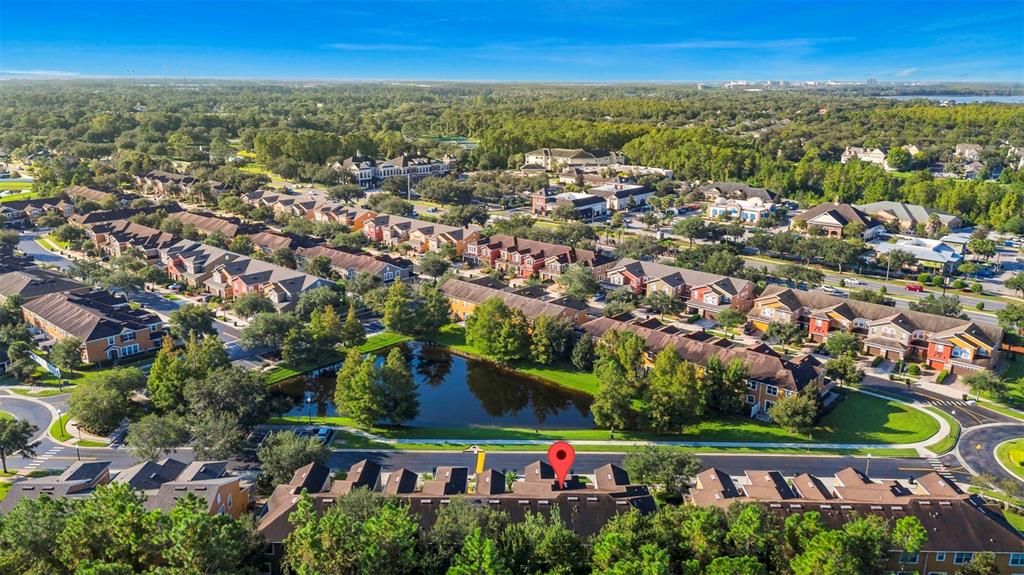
[870,237,964,274]
[523,148,623,170]
[793,202,884,239]
[707,196,777,225]
[856,201,963,232]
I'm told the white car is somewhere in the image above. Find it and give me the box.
[819,286,848,297]
[844,278,865,286]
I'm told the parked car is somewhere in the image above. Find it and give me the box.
[905,284,925,292]
[316,427,333,444]
[168,283,183,292]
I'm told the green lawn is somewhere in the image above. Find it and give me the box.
[10,387,71,398]
[43,233,70,249]
[0,411,12,421]
[0,190,39,202]
[265,332,412,384]
[1005,509,1024,534]
[0,181,34,191]
[0,482,11,503]
[813,391,939,445]
[75,439,109,448]
[996,438,1024,481]
[924,407,960,455]
[49,412,70,442]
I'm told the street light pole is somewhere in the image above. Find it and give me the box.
[73,423,82,461]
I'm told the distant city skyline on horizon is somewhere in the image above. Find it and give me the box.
[1,0,1022,83]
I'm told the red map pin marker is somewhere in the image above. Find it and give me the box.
[547,441,575,489]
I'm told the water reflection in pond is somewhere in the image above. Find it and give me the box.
[276,342,594,429]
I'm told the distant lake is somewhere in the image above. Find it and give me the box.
[275,342,594,429]
[883,95,1024,104]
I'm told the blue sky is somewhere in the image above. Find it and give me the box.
[1,0,1022,82]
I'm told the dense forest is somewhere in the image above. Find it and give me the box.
[2,81,1024,228]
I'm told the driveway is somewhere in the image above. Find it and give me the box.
[17,231,72,270]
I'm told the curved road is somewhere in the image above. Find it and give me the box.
[958,424,1024,483]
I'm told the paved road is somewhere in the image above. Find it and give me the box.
[328,450,930,480]
[957,424,1024,483]
[859,380,1014,429]
[132,290,256,361]
[17,230,72,270]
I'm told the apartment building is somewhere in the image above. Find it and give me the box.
[135,170,198,196]
[87,220,178,259]
[166,211,240,237]
[440,277,590,325]
[22,291,165,363]
[580,316,828,418]
[0,268,87,304]
[604,258,755,318]
[463,234,612,280]
[690,467,1024,574]
[748,286,1001,373]
[64,185,128,207]
[297,245,412,283]
[362,213,478,254]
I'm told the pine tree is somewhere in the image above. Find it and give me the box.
[309,305,342,352]
[447,528,510,575]
[382,281,416,335]
[147,337,189,414]
[379,347,419,426]
[340,304,367,348]
[281,326,314,367]
[335,351,383,427]
[571,333,595,371]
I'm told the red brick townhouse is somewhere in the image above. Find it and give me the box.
[297,245,412,283]
[463,234,614,280]
[361,214,478,254]
[86,220,177,259]
[580,316,828,419]
[604,258,756,319]
[22,291,165,364]
[160,241,245,289]
[749,286,1001,374]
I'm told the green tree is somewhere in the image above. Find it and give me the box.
[281,325,315,367]
[556,264,599,300]
[591,375,635,434]
[529,314,573,365]
[1006,273,1024,297]
[704,357,749,416]
[56,483,159,572]
[465,298,530,363]
[791,530,859,575]
[885,147,912,172]
[623,445,700,499]
[0,492,67,573]
[824,331,861,357]
[335,351,384,427]
[309,304,343,351]
[231,291,275,318]
[228,235,254,255]
[447,528,510,575]
[256,430,329,490]
[295,286,347,319]
[644,350,703,432]
[303,254,337,279]
[768,390,820,434]
[842,514,891,575]
[962,371,1007,400]
[184,366,269,429]
[125,413,190,461]
[908,294,967,319]
[240,312,299,349]
[725,503,775,559]
[0,419,39,474]
[382,280,417,335]
[272,246,297,269]
[955,552,1000,575]
[825,355,864,387]
[764,321,804,354]
[416,284,452,337]
[69,368,145,435]
[168,304,216,339]
[570,332,595,371]
[146,336,189,413]
[49,337,83,374]
[498,511,585,575]
[997,303,1024,334]
[419,251,451,277]
[716,308,746,336]
[706,556,765,575]
[590,511,659,575]
[892,516,928,565]
[340,304,367,348]
[159,495,265,574]
[379,347,420,426]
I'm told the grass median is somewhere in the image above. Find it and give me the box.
[924,407,961,455]
[996,438,1024,481]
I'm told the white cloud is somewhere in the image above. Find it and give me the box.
[893,67,919,77]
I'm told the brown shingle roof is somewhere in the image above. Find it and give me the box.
[440,278,583,323]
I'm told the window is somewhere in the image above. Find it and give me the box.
[951,347,971,359]
[746,395,755,404]
[1011,553,1024,567]
[107,336,116,346]
[953,553,973,565]
[766,385,778,396]
[899,552,920,564]
[934,344,945,353]
[383,271,393,281]
[703,292,717,304]
[747,381,758,390]
[761,307,775,318]
[764,400,774,411]
[121,331,135,342]
[150,324,160,333]
[934,552,946,562]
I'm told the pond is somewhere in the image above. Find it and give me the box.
[275,342,594,429]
